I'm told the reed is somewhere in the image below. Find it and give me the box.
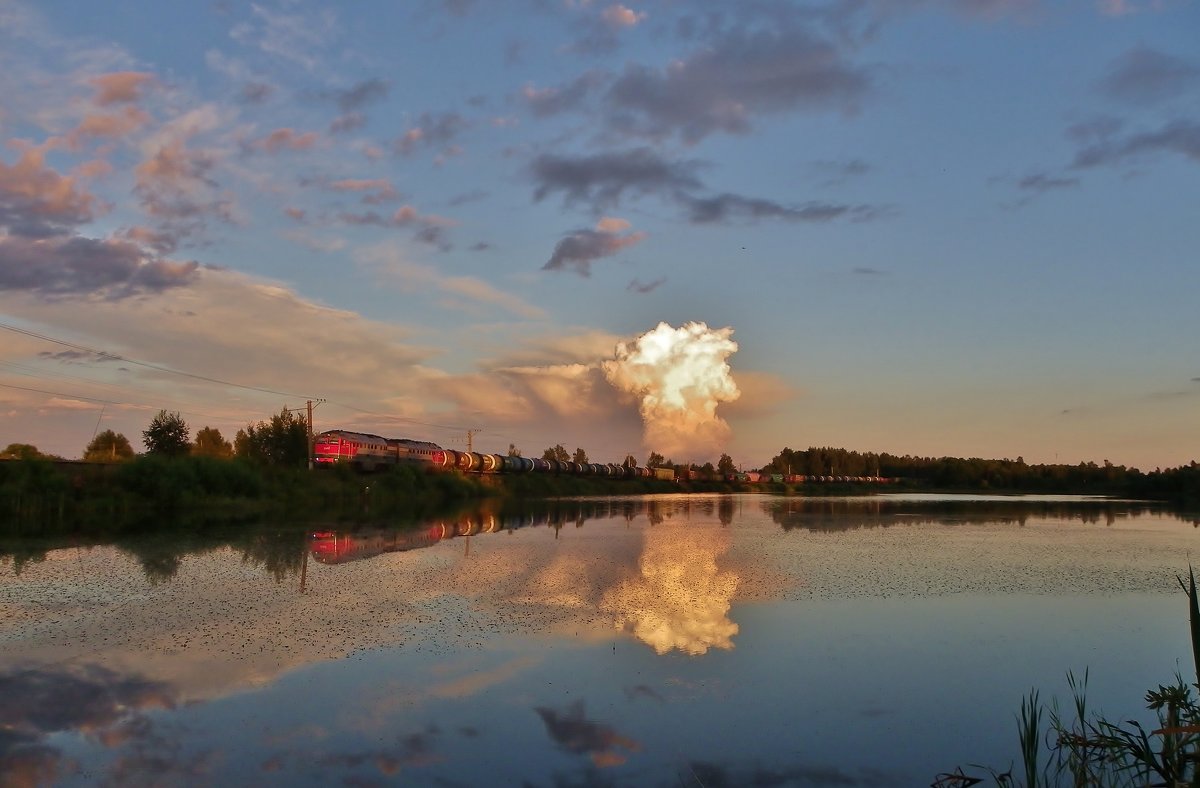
[939,567,1200,787]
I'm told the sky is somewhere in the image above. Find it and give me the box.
[0,0,1196,471]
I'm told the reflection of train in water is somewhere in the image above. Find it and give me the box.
[313,429,658,478]
[309,499,698,565]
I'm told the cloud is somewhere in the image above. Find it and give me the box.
[1071,118,1200,168]
[1016,172,1081,193]
[230,3,336,70]
[603,27,870,143]
[394,112,468,156]
[681,192,884,225]
[543,218,647,277]
[565,3,647,55]
[599,523,739,655]
[254,128,319,153]
[327,178,399,204]
[521,71,608,118]
[1100,46,1199,105]
[328,112,364,134]
[810,158,872,186]
[533,700,639,767]
[530,148,703,211]
[0,234,199,298]
[360,242,544,319]
[88,71,157,106]
[67,106,153,146]
[240,81,274,103]
[133,106,237,230]
[530,148,886,227]
[0,265,438,415]
[602,4,646,28]
[328,78,390,113]
[626,277,664,293]
[0,664,175,741]
[338,205,456,247]
[0,142,98,237]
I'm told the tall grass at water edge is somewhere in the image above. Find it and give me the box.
[935,568,1200,787]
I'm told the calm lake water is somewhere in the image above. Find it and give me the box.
[3,494,1199,786]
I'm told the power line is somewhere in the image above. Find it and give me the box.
[0,321,319,401]
[0,381,264,424]
[0,381,119,405]
[1,321,491,438]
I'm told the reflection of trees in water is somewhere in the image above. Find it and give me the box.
[763,498,1190,532]
[236,530,308,582]
[599,522,739,655]
[498,496,733,532]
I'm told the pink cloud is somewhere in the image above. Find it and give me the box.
[601,4,645,27]
[89,72,157,106]
[0,141,98,234]
[329,178,400,204]
[257,128,319,153]
[67,106,153,147]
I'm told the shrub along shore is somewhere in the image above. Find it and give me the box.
[1,451,1197,537]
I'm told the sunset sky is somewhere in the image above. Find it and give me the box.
[1,0,1196,470]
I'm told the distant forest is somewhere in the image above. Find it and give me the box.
[755,446,1199,502]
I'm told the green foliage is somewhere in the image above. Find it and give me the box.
[1,443,43,460]
[507,443,522,457]
[542,444,570,463]
[572,447,589,464]
[193,426,233,459]
[235,408,309,467]
[142,410,190,456]
[647,451,665,468]
[717,453,735,475]
[84,429,135,462]
[0,456,70,525]
[1180,566,1200,687]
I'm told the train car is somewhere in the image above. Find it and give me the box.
[391,437,443,467]
[313,430,395,471]
[652,466,675,481]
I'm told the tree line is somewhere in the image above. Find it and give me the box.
[1,408,311,467]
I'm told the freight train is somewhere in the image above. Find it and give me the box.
[312,429,659,479]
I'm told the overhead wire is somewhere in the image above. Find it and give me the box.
[0,321,320,401]
[1,321,490,438]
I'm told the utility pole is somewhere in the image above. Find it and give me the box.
[466,428,480,453]
[306,399,314,471]
[283,398,324,470]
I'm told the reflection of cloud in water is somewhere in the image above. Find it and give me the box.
[600,522,738,655]
[535,700,639,768]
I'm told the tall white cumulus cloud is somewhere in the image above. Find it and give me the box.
[602,321,740,459]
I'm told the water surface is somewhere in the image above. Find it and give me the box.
[2,494,1197,785]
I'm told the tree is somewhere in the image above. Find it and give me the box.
[235,408,309,467]
[507,443,522,457]
[718,453,736,475]
[623,454,638,468]
[542,444,570,463]
[84,430,135,462]
[193,426,233,459]
[647,451,665,468]
[1,443,42,460]
[143,410,190,456]
[572,447,589,464]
